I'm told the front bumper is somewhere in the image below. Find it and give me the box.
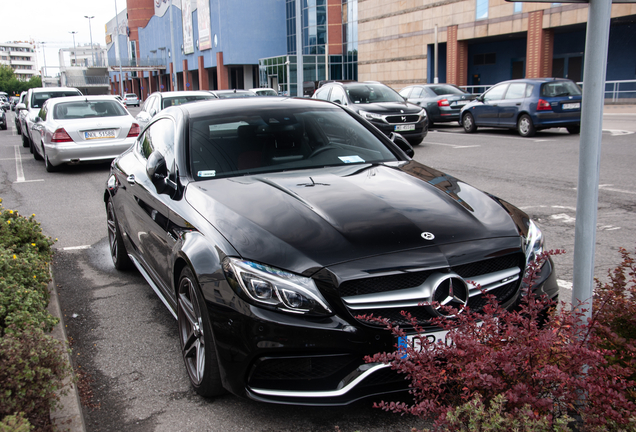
[206,255,558,406]
[370,119,428,144]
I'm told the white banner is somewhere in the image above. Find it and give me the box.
[182,0,194,54]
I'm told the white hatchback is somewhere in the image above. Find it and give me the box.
[124,93,140,107]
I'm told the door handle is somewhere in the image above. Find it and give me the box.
[516,103,521,106]
[127,175,136,185]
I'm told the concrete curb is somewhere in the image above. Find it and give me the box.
[47,272,87,432]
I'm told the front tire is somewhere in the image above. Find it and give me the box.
[177,267,225,398]
[517,114,536,137]
[106,198,132,270]
[22,130,30,148]
[567,125,580,134]
[462,112,477,133]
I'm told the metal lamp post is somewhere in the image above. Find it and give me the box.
[84,15,95,66]
[69,31,78,66]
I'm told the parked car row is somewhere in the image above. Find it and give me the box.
[397,77,582,137]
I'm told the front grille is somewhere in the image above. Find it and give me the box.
[386,114,420,124]
[250,355,356,381]
[341,253,525,328]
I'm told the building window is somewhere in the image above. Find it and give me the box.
[476,0,489,20]
[513,2,522,13]
[474,53,496,65]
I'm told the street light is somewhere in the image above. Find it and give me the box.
[39,42,48,87]
[84,15,95,66]
[69,31,78,66]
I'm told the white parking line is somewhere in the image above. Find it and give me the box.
[558,279,573,290]
[61,245,92,251]
[426,141,481,148]
[14,146,24,182]
[603,129,634,136]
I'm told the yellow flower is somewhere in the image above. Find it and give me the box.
[32,214,35,217]
[33,276,37,279]
[31,243,36,247]
[9,210,13,214]
[7,221,10,224]
[13,255,17,259]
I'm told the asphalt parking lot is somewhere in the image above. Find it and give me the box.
[1,104,635,431]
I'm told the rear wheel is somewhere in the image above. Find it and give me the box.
[177,267,225,398]
[43,147,59,172]
[462,112,477,133]
[22,131,30,148]
[567,125,580,134]
[106,198,132,270]
[517,114,536,137]
[32,140,43,161]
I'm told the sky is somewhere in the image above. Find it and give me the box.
[1,0,128,75]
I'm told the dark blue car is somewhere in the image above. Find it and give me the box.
[459,78,582,137]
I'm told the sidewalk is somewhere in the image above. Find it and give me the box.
[47,275,86,432]
[603,103,636,114]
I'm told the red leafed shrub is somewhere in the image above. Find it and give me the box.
[360,250,636,431]
[591,247,636,403]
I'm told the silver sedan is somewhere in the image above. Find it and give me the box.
[30,95,140,172]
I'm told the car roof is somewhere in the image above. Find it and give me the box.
[496,78,577,85]
[30,87,81,94]
[169,96,336,118]
[150,91,215,98]
[43,95,123,105]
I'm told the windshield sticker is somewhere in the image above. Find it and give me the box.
[198,170,216,177]
[339,156,365,164]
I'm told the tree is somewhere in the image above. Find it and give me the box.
[0,65,42,96]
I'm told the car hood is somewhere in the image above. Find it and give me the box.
[350,101,421,115]
[185,161,522,274]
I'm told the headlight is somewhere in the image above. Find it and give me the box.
[418,108,427,119]
[358,110,385,122]
[223,257,332,316]
[524,219,544,265]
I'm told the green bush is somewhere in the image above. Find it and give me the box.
[0,200,71,431]
[0,203,56,336]
[0,412,33,432]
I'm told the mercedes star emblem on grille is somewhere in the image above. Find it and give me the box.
[429,274,469,317]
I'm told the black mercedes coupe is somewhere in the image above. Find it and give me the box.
[104,97,558,406]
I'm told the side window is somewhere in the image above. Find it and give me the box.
[483,84,508,102]
[38,105,47,121]
[399,87,411,98]
[139,131,153,159]
[314,87,330,100]
[504,83,527,99]
[329,87,346,105]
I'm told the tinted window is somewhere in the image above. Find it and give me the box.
[31,90,82,109]
[162,95,216,109]
[54,100,128,119]
[540,81,582,97]
[428,85,468,96]
[504,83,527,99]
[345,83,404,104]
[483,84,508,102]
[189,106,398,181]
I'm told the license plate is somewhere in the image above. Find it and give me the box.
[84,129,116,140]
[453,100,468,106]
[394,124,415,132]
[562,103,580,110]
[397,329,450,357]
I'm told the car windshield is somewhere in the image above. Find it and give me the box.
[256,89,278,96]
[428,85,468,96]
[31,91,81,109]
[53,100,128,119]
[215,91,257,99]
[540,81,582,97]
[189,106,398,180]
[345,84,405,104]
[162,95,216,109]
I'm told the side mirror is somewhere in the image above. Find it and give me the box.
[35,117,42,123]
[476,95,484,102]
[146,151,177,195]
[333,99,342,105]
[16,103,26,111]
[150,109,157,117]
[390,132,415,158]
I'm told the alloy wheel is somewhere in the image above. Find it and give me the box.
[178,276,206,385]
